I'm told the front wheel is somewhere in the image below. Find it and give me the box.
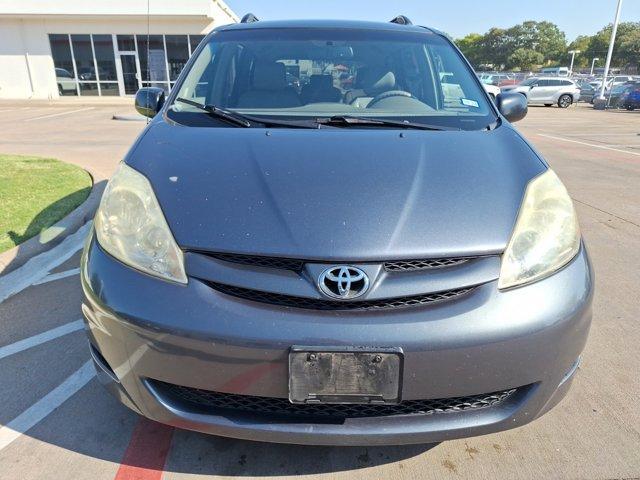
[558,95,573,108]
[626,106,635,111]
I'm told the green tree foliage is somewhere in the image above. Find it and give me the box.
[455,20,640,71]
[456,33,484,66]
[567,35,593,68]
[507,48,544,71]
[455,21,566,69]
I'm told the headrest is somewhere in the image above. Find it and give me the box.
[310,74,334,89]
[356,67,396,94]
[252,62,287,90]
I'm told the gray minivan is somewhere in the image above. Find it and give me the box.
[81,16,593,446]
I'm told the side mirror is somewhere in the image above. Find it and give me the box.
[135,87,165,118]
[496,92,528,123]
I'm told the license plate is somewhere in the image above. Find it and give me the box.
[288,347,403,404]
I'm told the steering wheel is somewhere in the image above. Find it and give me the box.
[367,90,413,108]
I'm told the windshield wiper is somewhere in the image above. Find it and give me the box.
[175,98,254,127]
[175,98,319,129]
[316,115,460,131]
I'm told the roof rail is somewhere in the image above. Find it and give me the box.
[240,13,260,23]
[390,15,412,25]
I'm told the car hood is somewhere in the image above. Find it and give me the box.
[126,120,545,260]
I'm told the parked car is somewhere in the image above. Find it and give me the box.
[615,82,640,110]
[83,16,592,446]
[502,77,581,108]
[480,73,513,86]
[579,83,598,103]
[620,83,640,110]
[482,82,501,100]
[55,68,76,95]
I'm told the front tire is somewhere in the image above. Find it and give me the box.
[558,94,572,108]
[626,106,635,111]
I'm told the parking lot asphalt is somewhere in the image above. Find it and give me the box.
[0,102,638,480]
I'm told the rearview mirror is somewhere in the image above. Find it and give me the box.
[135,87,165,118]
[496,92,528,123]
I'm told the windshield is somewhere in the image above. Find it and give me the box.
[519,78,538,86]
[169,28,496,130]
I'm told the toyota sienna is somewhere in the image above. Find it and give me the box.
[81,16,594,445]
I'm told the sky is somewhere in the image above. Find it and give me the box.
[224,0,639,41]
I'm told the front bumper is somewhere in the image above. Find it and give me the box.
[81,235,593,445]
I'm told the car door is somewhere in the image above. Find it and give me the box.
[528,79,549,102]
[545,79,564,102]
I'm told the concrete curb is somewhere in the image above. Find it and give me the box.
[0,168,104,277]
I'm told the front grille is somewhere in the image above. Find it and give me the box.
[150,379,517,420]
[195,251,478,273]
[384,257,472,271]
[206,282,475,311]
[197,252,305,272]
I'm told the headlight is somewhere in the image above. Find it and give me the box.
[498,169,580,290]
[94,163,187,284]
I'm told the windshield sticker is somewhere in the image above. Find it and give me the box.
[461,98,480,108]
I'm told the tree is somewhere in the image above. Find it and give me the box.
[456,33,484,67]
[455,21,567,70]
[478,28,510,68]
[567,35,592,68]
[585,22,640,69]
[507,48,544,71]
[506,21,567,65]
[619,27,640,69]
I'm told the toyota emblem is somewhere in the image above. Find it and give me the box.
[318,266,370,300]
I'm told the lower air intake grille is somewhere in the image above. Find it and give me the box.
[206,282,475,311]
[150,380,517,419]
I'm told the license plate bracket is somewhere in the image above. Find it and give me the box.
[288,346,403,404]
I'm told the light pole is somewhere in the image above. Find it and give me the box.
[590,57,600,76]
[598,0,624,100]
[568,50,580,75]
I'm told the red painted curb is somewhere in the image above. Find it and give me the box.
[114,418,174,480]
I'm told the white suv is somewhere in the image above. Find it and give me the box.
[502,77,581,108]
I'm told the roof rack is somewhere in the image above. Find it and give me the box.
[390,15,412,25]
[240,13,260,23]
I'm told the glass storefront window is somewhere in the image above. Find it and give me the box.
[49,34,75,77]
[71,35,96,81]
[137,35,168,82]
[49,33,201,97]
[117,35,136,52]
[99,83,120,96]
[189,35,205,55]
[49,34,78,96]
[165,35,189,81]
[93,35,117,81]
[79,83,100,96]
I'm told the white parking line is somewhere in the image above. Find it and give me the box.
[0,361,95,452]
[24,107,94,122]
[538,133,640,157]
[32,268,80,286]
[0,320,83,360]
[0,222,91,304]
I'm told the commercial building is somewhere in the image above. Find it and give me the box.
[0,0,238,99]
